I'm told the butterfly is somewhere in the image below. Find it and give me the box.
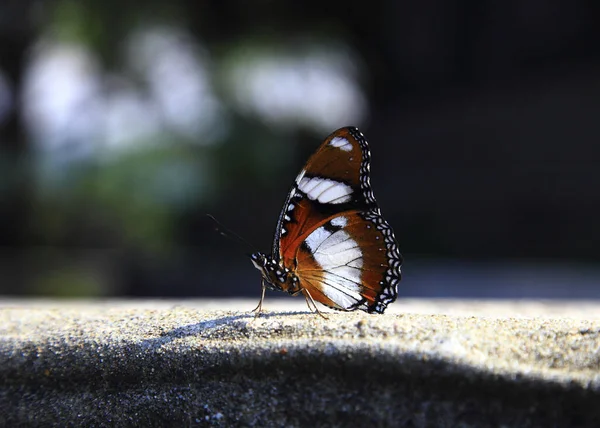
[251,126,402,315]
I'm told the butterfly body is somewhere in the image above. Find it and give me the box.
[251,127,402,314]
[250,252,300,295]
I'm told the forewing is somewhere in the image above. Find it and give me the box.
[273,127,376,263]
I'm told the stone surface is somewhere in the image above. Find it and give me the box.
[1,298,600,427]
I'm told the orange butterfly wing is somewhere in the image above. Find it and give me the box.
[272,127,402,313]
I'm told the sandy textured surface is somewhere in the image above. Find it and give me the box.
[1,298,600,427]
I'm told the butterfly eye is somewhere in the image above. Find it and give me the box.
[250,252,268,270]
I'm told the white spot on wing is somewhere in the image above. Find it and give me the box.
[298,177,353,204]
[321,284,361,309]
[304,226,331,252]
[319,183,353,204]
[329,265,362,289]
[347,257,363,268]
[295,169,307,185]
[302,226,364,309]
[318,230,356,254]
[298,177,320,193]
[307,178,332,198]
[329,137,353,152]
[330,216,348,228]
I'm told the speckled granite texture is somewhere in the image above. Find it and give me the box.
[1,299,599,427]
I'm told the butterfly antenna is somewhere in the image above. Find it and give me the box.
[206,214,259,254]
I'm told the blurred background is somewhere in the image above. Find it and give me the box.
[1,0,599,299]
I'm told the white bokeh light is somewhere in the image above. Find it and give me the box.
[103,75,162,152]
[22,40,103,159]
[22,27,227,167]
[126,26,226,143]
[225,44,367,131]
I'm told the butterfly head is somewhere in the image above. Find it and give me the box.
[250,251,300,293]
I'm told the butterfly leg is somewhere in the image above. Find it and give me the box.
[252,279,267,317]
[301,288,328,319]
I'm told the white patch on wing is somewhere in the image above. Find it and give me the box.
[347,257,363,268]
[329,137,353,152]
[295,169,307,185]
[321,285,361,309]
[318,230,356,254]
[298,177,320,193]
[319,183,353,204]
[304,226,331,253]
[330,216,348,228]
[298,177,353,204]
[302,227,364,309]
[329,264,362,285]
[307,179,332,198]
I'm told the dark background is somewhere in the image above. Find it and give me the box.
[1,1,599,299]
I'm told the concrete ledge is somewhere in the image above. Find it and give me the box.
[1,299,600,427]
